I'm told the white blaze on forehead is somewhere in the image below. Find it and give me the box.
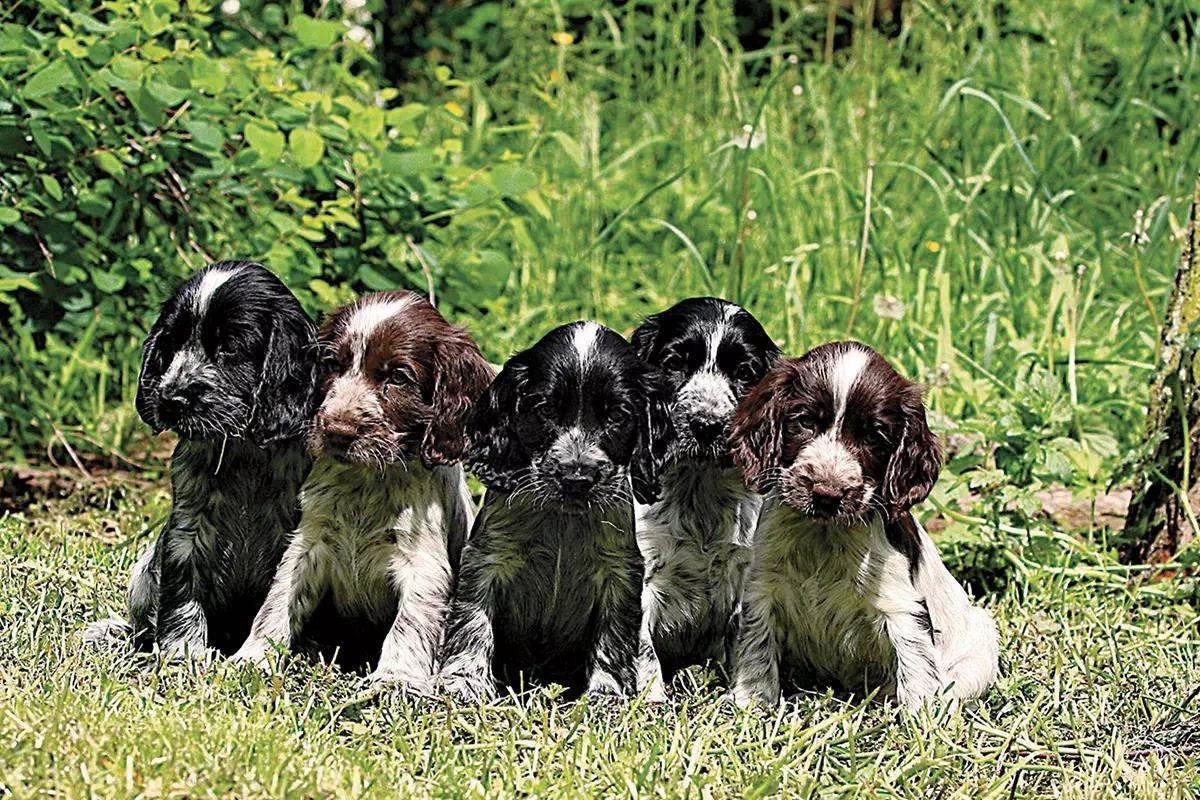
[703,302,741,369]
[572,321,601,362]
[827,345,870,425]
[344,295,417,370]
[193,267,237,316]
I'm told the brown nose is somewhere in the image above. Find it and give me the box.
[811,483,846,516]
[319,415,359,452]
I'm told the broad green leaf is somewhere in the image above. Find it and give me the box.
[146,80,189,107]
[293,14,342,49]
[24,59,74,99]
[289,128,325,168]
[185,120,224,151]
[40,175,63,202]
[92,269,126,293]
[244,121,285,164]
[381,150,436,176]
[0,207,20,225]
[491,164,538,196]
[94,151,124,176]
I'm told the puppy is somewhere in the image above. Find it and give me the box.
[728,342,998,709]
[233,291,491,691]
[630,298,779,697]
[83,261,318,656]
[438,322,667,701]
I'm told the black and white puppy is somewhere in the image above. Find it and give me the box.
[84,261,318,656]
[438,322,667,701]
[728,342,998,709]
[630,297,779,698]
[233,292,492,691]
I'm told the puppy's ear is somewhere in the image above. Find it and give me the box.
[466,359,530,492]
[630,312,662,362]
[245,308,319,447]
[882,384,942,520]
[135,318,169,433]
[420,331,494,469]
[631,366,674,504]
[729,366,789,493]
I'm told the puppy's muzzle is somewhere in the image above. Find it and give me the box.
[550,457,613,502]
[687,415,725,448]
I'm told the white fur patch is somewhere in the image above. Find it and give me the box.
[193,267,237,316]
[829,345,870,425]
[345,296,417,370]
[572,321,601,362]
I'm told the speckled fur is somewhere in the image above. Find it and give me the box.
[635,462,760,687]
[438,489,643,700]
[233,458,471,690]
[732,500,999,709]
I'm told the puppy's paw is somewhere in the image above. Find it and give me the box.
[729,688,776,710]
[440,674,497,706]
[80,618,132,648]
[230,644,276,673]
[368,669,435,698]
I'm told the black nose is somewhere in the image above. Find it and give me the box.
[559,463,603,497]
[810,484,846,516]
[157,384,200,421]
[689,417,724,445]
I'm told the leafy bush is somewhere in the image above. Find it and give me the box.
[0,0,537,458]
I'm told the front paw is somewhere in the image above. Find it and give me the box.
[368,669,435,697]
[230,643,276,672]
[586,671,629,701]
[440,673,498,705]
[730,686,777,710]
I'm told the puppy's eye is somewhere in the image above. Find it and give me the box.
[734,363,758,384]
[660,352,686,373]
[792,412,821,432]
[384,364,416,386]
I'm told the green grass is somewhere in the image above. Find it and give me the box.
[2,494,1198,798]
[5,1,1200,797]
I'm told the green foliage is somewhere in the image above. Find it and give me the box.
[0,0,536,457]
[1,0,1198,558]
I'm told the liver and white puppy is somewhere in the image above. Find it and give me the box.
[83,260,318,657]
[233,291,491,691]
[630,298,779,697]
[729,342,998,709]
[438,322,667,702]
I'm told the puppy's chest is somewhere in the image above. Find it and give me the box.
[639,477,758,623]
[483,508,632,641]
[301,463,448,619]
[759,515,896,685]
[172,441,307,586]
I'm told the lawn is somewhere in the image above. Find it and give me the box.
[1,489,1197,797]
[4,0,1200,797]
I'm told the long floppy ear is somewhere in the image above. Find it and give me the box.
[631,366,674,504]
[882,384,942,520]
[135,321,168,433]
[465,360,530,492]
[420,331,494,468]
[729,367,790,493]
[244,309,319,447]
[630,312,662,362]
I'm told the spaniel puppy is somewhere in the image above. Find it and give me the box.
[630,298,779,697]
[233,291,491,692]
[729,342,998,709]
[83,261,318,656]
[438,322,667,701]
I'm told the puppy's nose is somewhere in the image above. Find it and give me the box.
[157,382,200,420]
[559,462,603,498]
[810,484,846,516]
[320,418,359,453]
[689,416,724,445]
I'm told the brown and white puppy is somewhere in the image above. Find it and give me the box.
[728,341,998,709]
[233,291,492,691]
